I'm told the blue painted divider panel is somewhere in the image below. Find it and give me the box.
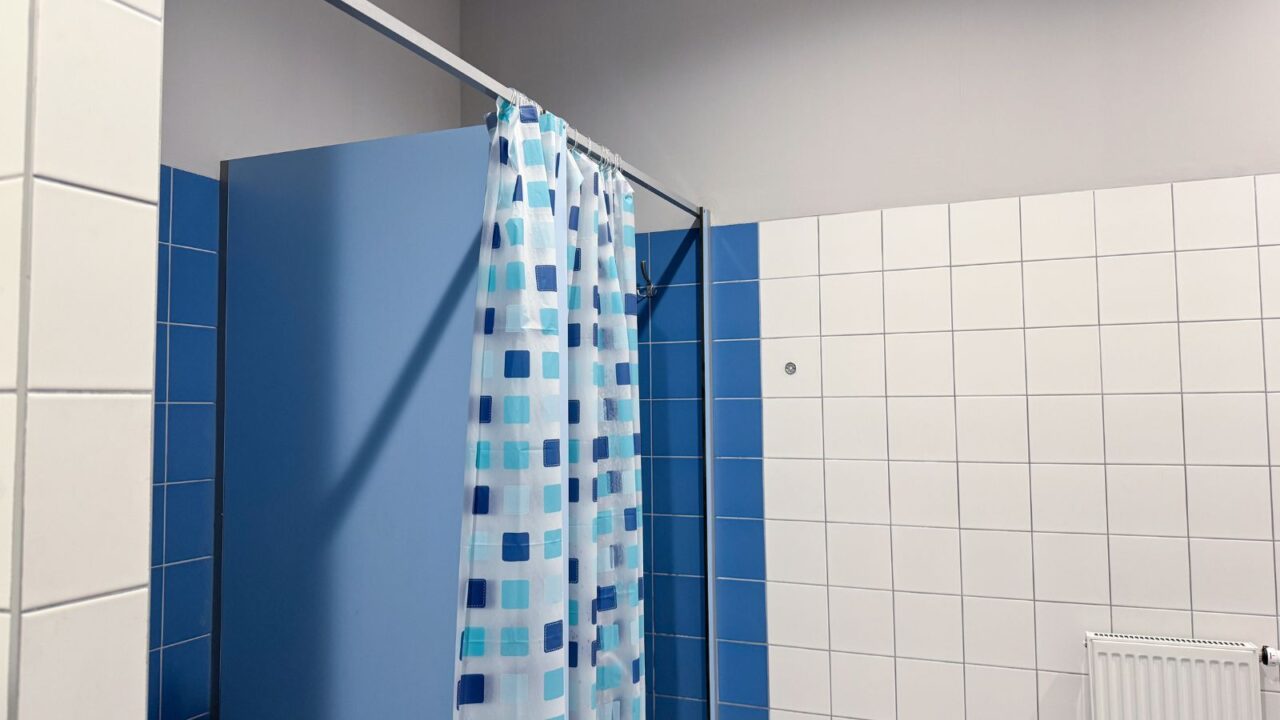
[220,126,488,718]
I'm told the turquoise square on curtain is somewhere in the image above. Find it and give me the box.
[567,285,581,310]
[540,308,558,335]
[475,441,491,469]
[543,668,564,701]
[542,484,561,513]
[501,580,530,609]
[541,351,559,379]
[505,217,524,246]
[527,181,551,208]
[461,627,486,657]
[503,486,529,515]
[469,531,492,561]
[500,627,529,657]
[522,139,545,165]
[503,441,530,469]
[544,529,562,559]
[486,265,497,292]
[503,396,531,424]
[505,261,526,290]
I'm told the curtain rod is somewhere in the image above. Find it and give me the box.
[323,0,702,217]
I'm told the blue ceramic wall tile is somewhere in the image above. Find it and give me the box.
[649,227,701,286]
[152,404,166,483]
[650,341,700,399]
[160,636,212,720]
[711,223,758,282]
[715,519,765,580]
[171,169,219,251]
[649,284,701,342]
[162,559,214,644]
[650,515,705,576]
[156,243,170,320]
[169,247,219,327]
[634,231,650,275]
[652,634,708,700]
[712,340,760,399]
[719,704,769,720]
[650,457,703,516]
[651,574,707,638]
[149,566,162,650]
[167,325,216,402]
[151,485,164,564]
[164,481,214,562]
[154,325,168,402]
[713,399,762,459]
[649,399,702,457]
[654,696,708,719]
[148,649,161,720]
[711,282,759,340]
[717,641,768,708]
[637,343,651,401]
[714,459,763,519]
[716,579,766,643]
[638,399,652,457]
[166,404,216,482]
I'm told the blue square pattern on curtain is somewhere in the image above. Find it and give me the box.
[151,165,219,720]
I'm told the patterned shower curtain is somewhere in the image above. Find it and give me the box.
[454,97,645,720]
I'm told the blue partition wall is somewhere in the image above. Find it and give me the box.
[219,126,487,717]
[152,165,220,720]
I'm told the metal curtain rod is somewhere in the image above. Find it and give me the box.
[324,0,702,217]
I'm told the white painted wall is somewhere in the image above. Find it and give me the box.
[462,0,1280,229]
[161,0,463,178]
[3,0,164,716]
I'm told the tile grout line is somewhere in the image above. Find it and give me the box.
[1017,197,1042,718]
[876,211,900,719]
[1168,184,1196,639]
[944,204,969,720]
[811,221,836,717]
[9,0,42,711]
[1090,191,1117,636]
[1253,177,1280,656]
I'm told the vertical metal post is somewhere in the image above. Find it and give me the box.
[699,208,719,719]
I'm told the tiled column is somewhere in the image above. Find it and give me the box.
[3,0,164,717]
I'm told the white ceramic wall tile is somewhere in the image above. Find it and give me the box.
[966,665,1038,720]
[883,203,949,270]
[1260,174,1280,246]
[892,525,960,594]
[1182,392,1269,465]
[1030,464,1107,534]
[830,652,895,720]
[0,395,14,607]
[1173,176,1258,250]
[761,276,821,337]
[1102,393,1185,464]
[1176,247,1261,321]
[32,0,162,201]
[895,591,963,661]
[887,396,956,461]
[1111,606,1192,637]
[950,262,1023,330]
[18,588,147,718]
[883,267,951,333]
[0,0,27,177]
[1193,612,1280,687]
[115,0,164,17]
[759,216,819,278]
[1261,245,1280,317]
[819,334,884,397]
[828,587,894,655]
[1265,320,1280,387]
[27,181,157,390]
[22,393,150,608]
[1024,326,1101,394]
[763,398,824,458]
[1023,258,1098,327]
[963,596,1036,668]
[888,461,957,527]
[822,397,886,460]
[818,210,880,274]
[1097,252,1179,324]
[827,523,892,589]
[884,332,952,395]
[896,658,964,720]
[952,329,1026,395]
[761,337,822,397]
[766,520,828,585]
[825,459,889,524]
[1037,670,1091,720]
[955,396,1028,462]
[768,646,831,715]
[1186,465,1272,540]
[818,272,882,335]
[1027,395,1104,463]
[1179,320,1264,392]
[1109,535,1191,609]
[1189,538,1276,615]
[763,458,826,521]
[0,180,21,389]
[950,197,1021,265]
[1107,465,1187,537]
[958,463,1031,531]
[1033,532,1110,604]
[1099,323,1182,393]
[960,529,1033,599]
[1035,601,1110,673]
[767,581,829,649]
[1095,183,1174,256]
[1021,191,1095,261]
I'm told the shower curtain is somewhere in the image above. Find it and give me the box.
[454,98,645,719]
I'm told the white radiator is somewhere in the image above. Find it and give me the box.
[1086,632,1263,720]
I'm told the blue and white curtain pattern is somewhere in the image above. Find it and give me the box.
[455,97,645,720]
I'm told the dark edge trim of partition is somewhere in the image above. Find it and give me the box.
[210,159,230,718]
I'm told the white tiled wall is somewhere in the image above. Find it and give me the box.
[758,173,1280,719]
[2,0,162,716]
